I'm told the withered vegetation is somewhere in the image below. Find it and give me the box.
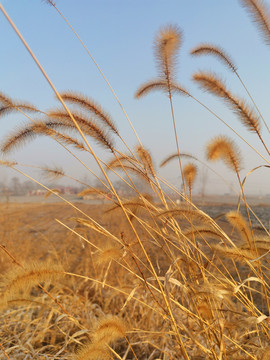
[1,0,270,359]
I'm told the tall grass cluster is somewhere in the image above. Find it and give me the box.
[1,0,270,359]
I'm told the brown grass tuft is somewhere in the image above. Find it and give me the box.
[0,261,64,303]
[59,91,119,135]
[240,0,270,45]
[44,128,88,151]
[183,226,225,241]
[193,71,261,135]
[92,315,128,345]
[44,188,62,198]
[136,145,155,178]
[74,342,109,360]
[157,208,210,224]
[226,211,252,248]
[206,135,241,173]
[212,244,259,263]
[160,152,197,167]
[1,121,76,153]
[135,80,189,99]
[96,246,124,266]
[155,24,182,79]
[48,110,114,151]
[183,163,197,191]
[0,91,13,105]
[42,166,65,180]
[135,79,169,98]
[78,188,109,198]
[190,43,237,72]
[0,102,40,119]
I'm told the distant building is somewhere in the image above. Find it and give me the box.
[28,186,77,196]
[28,189,47,196]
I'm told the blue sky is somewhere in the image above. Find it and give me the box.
[1,0,270,195]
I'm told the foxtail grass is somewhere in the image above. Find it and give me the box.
[1,2,270,359]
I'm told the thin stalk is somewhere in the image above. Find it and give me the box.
[163,56,187,201]
[48,2,143,147]
[0,240,82,328]
[184,90,270,165]
[0,343,11,360]
[0,11,174,305]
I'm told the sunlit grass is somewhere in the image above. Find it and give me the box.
[1,0,270,359]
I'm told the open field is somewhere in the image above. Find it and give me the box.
[0,201,270,359]
[0,202,145,359]
[1,0,270,358]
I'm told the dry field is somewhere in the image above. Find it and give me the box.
[1,0,270,359]
[0,201,154,359]
[0,201,270,359]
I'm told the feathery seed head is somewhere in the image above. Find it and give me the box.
[212,244,258,263]
[226,210,252,247]
[59,91,119,135]
[240,0,270,45]
[136,145,155,177]
[193,71,261,134]
[0,261,64,303]
[92,315,128,345]
[206,136,241,173]
[0,160,17,167]
[42,166,65,180]
[78,188,108,198]
[155,25,181,60]
[155,24,182,79]
[75,343,109,360]
[160,152,197,167]
[193,71,229,98]
[190,43,237,72]
[0,92,13,106]
[48,109,114,151]
[183,163,197,190]
[96,246,123,266]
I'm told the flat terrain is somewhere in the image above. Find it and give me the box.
[0,201,269,359]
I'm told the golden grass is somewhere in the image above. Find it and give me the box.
[0,201,269,359]
[1,1,270,358]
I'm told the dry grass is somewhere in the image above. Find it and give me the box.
[1,0,270,359]
[0,201,269,359]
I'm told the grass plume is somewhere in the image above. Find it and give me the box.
[59,91,119,136]
[226,211,253,248]
[0,261,63,303]
[74,343,109,360]
[154,24,182,80]
[1,3,270,359]
[91,316,128,345]
[136,145,155,178]
[240,0,270,45]
[47,110,115,151]
[190,43,237,72]
[193,71,262,137]
[1,121,75,153]
[183,163,197,192]
[206,135,242,173]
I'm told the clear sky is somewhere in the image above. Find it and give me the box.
[1,0,270,195]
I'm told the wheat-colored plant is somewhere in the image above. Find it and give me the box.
[0,261,63,304]
[206,135,241,173]
[0,2,270,359]
[240,0,270,45]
